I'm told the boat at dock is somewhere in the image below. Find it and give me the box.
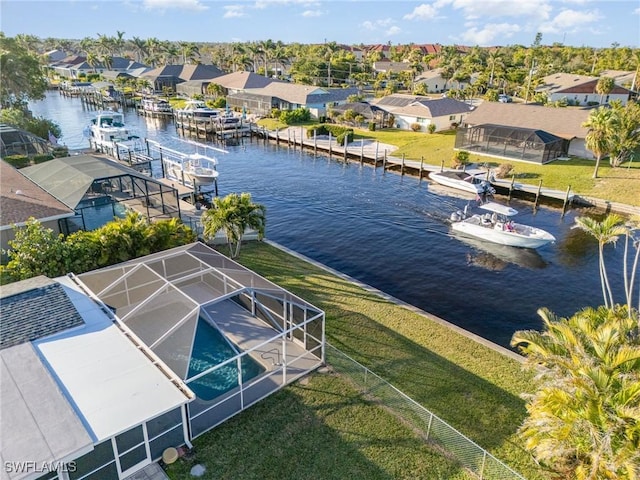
[449,201,555,249]
[174,99,219,120]
[429,168,495,195]
[85,110,140,153]
[140,97,173,114]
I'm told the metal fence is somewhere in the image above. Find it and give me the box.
[326,344,526,480]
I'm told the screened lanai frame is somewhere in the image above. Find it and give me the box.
[454,124,567,164]
[76,242,325,439]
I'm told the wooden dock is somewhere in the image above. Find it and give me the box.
[253,126,640,216]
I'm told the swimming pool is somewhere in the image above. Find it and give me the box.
[186,317,265,401]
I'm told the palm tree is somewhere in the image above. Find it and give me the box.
[511,305,640,479]
[129,36,147,63]
[582,107,614,178]
[201,193,266,259]
[574,214,627,308]
[596,76,615,105]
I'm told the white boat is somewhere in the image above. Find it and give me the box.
[450,201,556,249]
[86,110,140,152]
[429,169,495,195]
[165,152,219,189]
[141,97,172,114]
[174,99,219,120]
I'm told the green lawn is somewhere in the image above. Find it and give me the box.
[256,120,640,207]
[166,242,549,480]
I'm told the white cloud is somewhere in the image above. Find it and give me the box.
[444,0,552,20]
[223,5,246,18]
[460,22,521,45]
[302,9,323,17]
[253,0,319,8]
[403,3,439,20]
[539,8,602,34]
[634,7,640,15]
[142,0,208,11]
[386,26,402,36]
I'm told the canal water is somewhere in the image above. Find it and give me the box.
[30,92,626,349]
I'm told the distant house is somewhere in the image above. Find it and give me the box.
[329,102,389,129]
[44,49,66,62]
[0,160,75,256]
[48,56,148,79]
[141,64,224,94]
[456,102,592,164]
[371,94,474,132]
[413,68,479,93]
[599,69,637,91]
[372,59,414,74]
[227,83,359,119]
[177,71,281,97]
[536,73,631,106]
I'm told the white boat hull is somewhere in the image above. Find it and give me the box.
[451,216,555,249]
[429,170,494,195]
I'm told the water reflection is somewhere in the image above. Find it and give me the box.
[454,233,548,270]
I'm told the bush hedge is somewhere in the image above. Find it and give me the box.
[3,155,30,168]
[306,124,354,146]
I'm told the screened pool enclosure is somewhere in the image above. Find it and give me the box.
[455,124,568,164]
[20,155,181,232]
[77,242,325,439]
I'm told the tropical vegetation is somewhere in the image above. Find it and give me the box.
[511,214,640,479]
[201,192,266,259]
[0,213,195,284]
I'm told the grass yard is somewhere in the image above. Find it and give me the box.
[167,242,550,480]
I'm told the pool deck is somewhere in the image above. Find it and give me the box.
[203,299,321,379]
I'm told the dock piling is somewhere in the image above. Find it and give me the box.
[561,185,572,217]
[534,179,543,209]
[419,157,424,180]
[401,154,405,175]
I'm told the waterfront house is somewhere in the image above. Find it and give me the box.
[371,94,474,132]
[177,71,281,98]
[0,242,325,480]
[456,102,592,163]
[227,83,359,119]
[535,72,631,106]
[141,64,224,94]
[0,160,74,257]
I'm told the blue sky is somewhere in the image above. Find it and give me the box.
[1,0,639,48]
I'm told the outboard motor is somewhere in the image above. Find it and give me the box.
[450,211,462,222]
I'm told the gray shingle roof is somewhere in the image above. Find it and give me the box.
[0,277,85,350]
[0,161,74,227]
[463,102,591,139]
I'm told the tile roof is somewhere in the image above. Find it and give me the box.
[0,161,74,228]
[0,277,85,350]
[464,102,591,139]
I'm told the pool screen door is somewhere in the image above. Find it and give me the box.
[114,425,150,477]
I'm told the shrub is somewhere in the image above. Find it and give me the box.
[410,123,422,132]
[33,154,54,164]
[279,107,311,125]
[368,122,376,131]
[212,97,226,108]
[451,150,470,169]
[428,123,437,134]
[495,163,514,178]
[3,155,30,169]
[52,146,69,158]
